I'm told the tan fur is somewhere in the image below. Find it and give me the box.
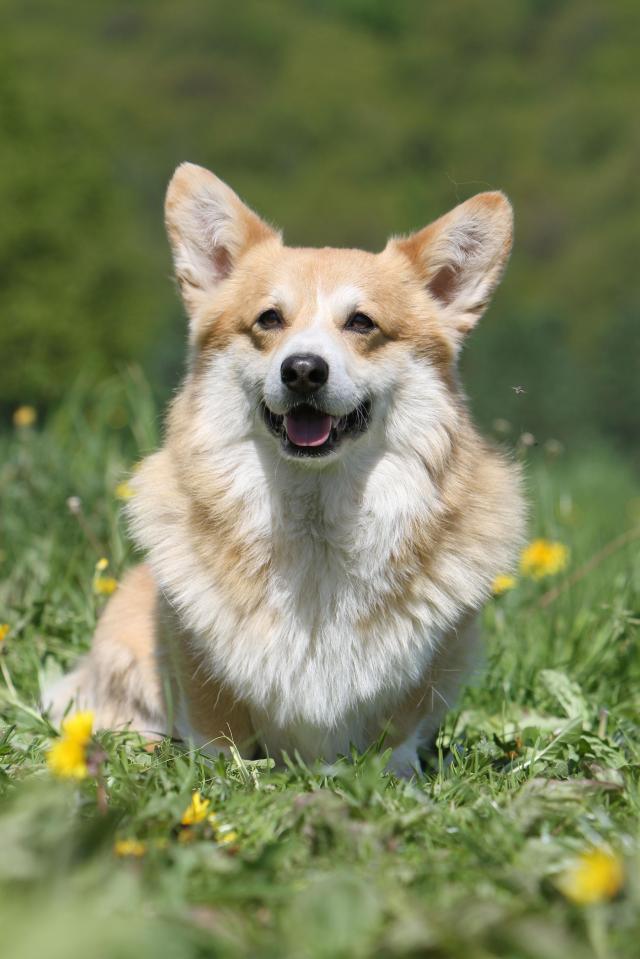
[159,601,255,752]
[44,164,525,775]
[44,565,165,733]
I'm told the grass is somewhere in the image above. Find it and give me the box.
[1,370,639,959]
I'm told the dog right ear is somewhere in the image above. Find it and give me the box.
[165,163,279,319]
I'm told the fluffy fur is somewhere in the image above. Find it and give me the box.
[44,163,525,776]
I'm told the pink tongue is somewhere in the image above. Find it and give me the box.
[285,408,332,447]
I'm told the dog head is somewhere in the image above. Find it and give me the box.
[165,163,512,467]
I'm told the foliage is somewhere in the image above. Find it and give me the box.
[1,0,639,450]
[1,373,639,958]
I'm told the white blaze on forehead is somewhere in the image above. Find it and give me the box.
[267,283,364,327]
[312,284,363,327]
[281,284,363,358]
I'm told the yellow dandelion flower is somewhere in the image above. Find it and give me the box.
[47,737,88,779]
[520,539,568,580]
[114,838,146,858]
[181,791,212,826]
[61,710,94,744]
[13,405,37,428]
[46,711,94,780]
[114,481,134,501]
[218,830,238,845]
[557,848,624,905]
[492,574,517,596]
[0,623,10,645]
[93,560,118,595]
[93,576,118,596]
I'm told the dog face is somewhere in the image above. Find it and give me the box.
[165,163,512,467]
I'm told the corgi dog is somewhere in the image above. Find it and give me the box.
[46,163,524,776]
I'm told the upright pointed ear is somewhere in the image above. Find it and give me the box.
[390,192,513,342]
[165,162,279,317]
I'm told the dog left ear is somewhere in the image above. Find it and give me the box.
[165,163,279,321]
[390,192,513,339]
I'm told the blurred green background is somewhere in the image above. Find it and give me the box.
[2,0,638,452]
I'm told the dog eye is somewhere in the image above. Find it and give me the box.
[345,312,376,334]
[256,309,284,330]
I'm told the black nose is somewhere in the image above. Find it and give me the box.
[280,353,329,394]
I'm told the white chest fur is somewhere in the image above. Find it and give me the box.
[129,393,518,758]
[133,442,463,734]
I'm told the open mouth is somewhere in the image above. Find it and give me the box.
[261,400,371,457]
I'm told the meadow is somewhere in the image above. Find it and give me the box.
[0,372,639,959]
